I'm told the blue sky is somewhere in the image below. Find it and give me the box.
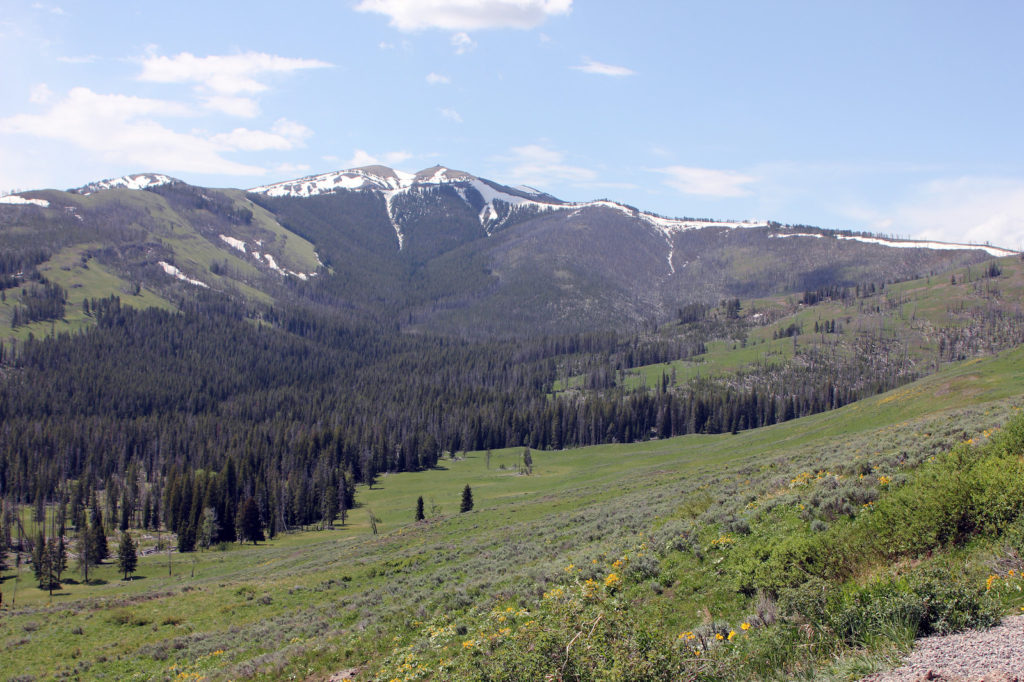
[3,1,1024,248]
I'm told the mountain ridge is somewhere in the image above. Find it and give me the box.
[0,165,1016,337]
[2,164,1015,255]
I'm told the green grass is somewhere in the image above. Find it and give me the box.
[0,186,327,339]
[610,256,1024,392]
[2,348,1024,680]
[0,246,175,342]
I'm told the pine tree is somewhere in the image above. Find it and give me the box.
[89,517,108,563]
[52,535,66,582]
[89,495,108,562]
[119,490,131,531]
[78,521,93,583]
[0,515,9,573]
[117,532,137,580]
[31,530,45,583]
[460,485,474,513]
[237,497,264,545]
[415,496,425,522]
[522,447,533,475]
[142,494,151,530]
[32,531,60,594]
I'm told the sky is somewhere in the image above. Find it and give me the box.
[2,0,1024,249]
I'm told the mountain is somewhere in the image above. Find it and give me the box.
[0,165,1014,337]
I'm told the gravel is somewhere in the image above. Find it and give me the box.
[861,615,1024,681]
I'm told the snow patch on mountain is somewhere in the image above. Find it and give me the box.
[0,194,50,208]
[384,191,405,250]
[74,174,173,195]
[569,202,768,273]
[219,234,247,252]
[249,165,570,238]
[836,235,1015,257]
[466,178,568,232]
[263,254,282,273]
[251,165,430,197]
[258,252,315,279]
[770,232,823,239]
[158,261,208,288]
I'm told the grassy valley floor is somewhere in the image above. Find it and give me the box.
[2,347,1024,680]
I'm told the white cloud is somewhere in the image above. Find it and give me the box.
[426,72,451,85]
[210,127,288,152]
[0,87,268,175]
[271,118,312,141]
[656,165,757,198]
[440,108,463,123]
[29,84,53,104]
[379,41,396,49]
[504,144,596,185]
[210,119,311,152]
[571,58,635,77]
[355,0,571,32]
[134,52,330,122]
[451,32,477,54]
[849,177,1024,250]
[138,52,331,96]
[342,149,414,169]
[203,95,260,118]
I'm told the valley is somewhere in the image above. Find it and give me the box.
[1,345,1022,680]
[1,169,1023,681]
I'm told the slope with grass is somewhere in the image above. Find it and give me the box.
[2,345,1024,680]
[605,255,1024,394]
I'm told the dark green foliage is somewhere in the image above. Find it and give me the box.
[780,567,1000,646]
[415,496,424,522]
[117,531,137,580]
[89,500,108,564]
[0,515,9,573]
[0,281,959,532]
[31,531,61,593]
[10,281,66,326]
[865,419,1024,558]
[460,485,473,513]
[238,497,264,545]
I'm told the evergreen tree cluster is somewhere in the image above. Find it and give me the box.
[0,288,961,548]
[10,281,66,326]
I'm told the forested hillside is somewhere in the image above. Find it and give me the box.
[1,172,1022,681]
[1,256,1022,555]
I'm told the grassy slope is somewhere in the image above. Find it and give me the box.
[0,246,176,343]
[0,187,324,339]
[2,345,1023,680]
[616,255,1023,391]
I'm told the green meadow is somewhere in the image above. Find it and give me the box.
[3,343,1024,680]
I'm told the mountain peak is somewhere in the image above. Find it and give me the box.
[248,164,484,198]
[413,165,474,184]
[71,173,176,195]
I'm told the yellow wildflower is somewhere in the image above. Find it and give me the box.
[741,622,751,631]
